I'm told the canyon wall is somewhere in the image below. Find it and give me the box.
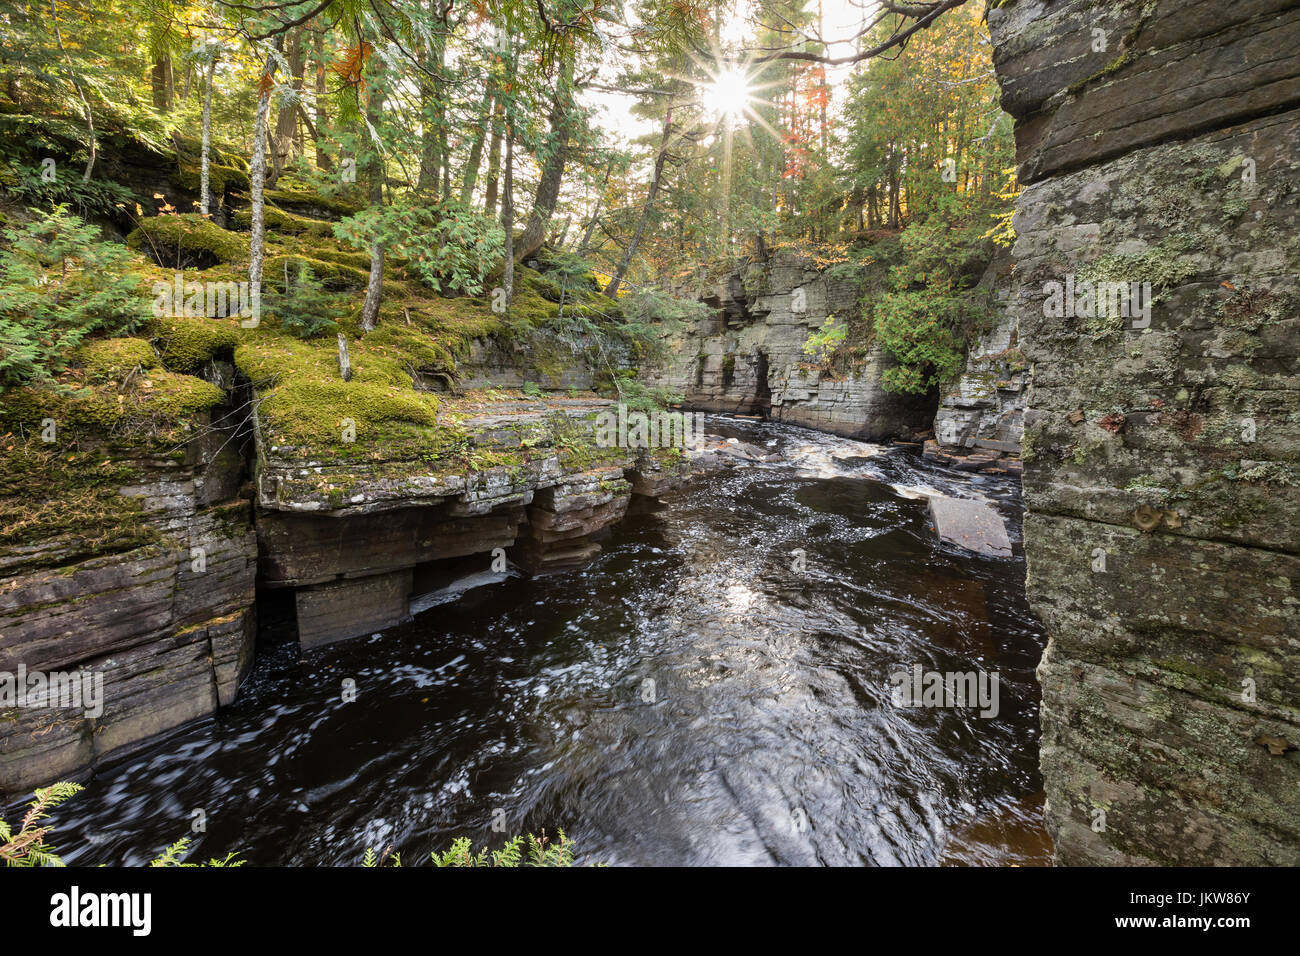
[928,254,1029,475]
[646,252,937,441]
[989,0,1300,863]
[0,398,257,793]
[1,365,691,794]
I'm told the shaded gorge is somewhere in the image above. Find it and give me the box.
[36,417,1050,866]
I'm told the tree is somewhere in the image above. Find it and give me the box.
[247,45,281,311]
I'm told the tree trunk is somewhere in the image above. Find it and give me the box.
[516,58,575,263]
[441,136,451,202]
[604,110,671,299]
[483,95,504,218]
[337,333,353,381]
[887,145,901,229]
[199,49,218,216]
[416,33,445,194]
[458,88,493,205]
[359,94,386,333]
[151,55,174,111]
[270,28,304,186]
[312,28,332,171]
[248,50,280,313]
[360,238,384,332]
[502,119,515,307]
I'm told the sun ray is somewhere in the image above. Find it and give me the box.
[701,65,753,121]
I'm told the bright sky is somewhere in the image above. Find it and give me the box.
[584,0,881,148]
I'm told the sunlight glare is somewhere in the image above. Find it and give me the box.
[703,67,752,121]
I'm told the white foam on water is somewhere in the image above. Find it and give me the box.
[890,483,947,501]
[410,570,510,616]
[784,439,886,479]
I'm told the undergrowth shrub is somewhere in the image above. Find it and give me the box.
[0,205,147,387]
[334,199,504,296]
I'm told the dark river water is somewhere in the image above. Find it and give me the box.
[34,417,1051,866]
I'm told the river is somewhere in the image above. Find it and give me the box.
[36,416,1051,866]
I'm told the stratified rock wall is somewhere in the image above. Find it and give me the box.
[646,252,936,441]
[929,252,1029,474]
[0,404,256,794]
[989,0,1300,864]
[252,398,690,647]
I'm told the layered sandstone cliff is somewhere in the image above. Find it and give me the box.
[646,253,937,441]
[989,0,1300,864]
[929,253,1029,475]
[0,397,257,793]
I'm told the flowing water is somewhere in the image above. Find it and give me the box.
[33,417,1051,866]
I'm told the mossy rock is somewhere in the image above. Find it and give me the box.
[0,372,226,440]
[308,247,373,271]
[266,187,362,220]
[170,132,248,172]
[256,378,440,446]
[148,314,241,373]
[364,319,459,372]
[74,337,159,382]
[171,162,251,196]
[265,253,369,291]
[231,205,333,237]
[127,214,248,269]
[233,323,453,450]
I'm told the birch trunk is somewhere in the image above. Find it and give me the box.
[199,48,218,216]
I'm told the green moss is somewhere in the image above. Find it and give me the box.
[171,162,250,195]
[127,214,248,266]
[234,335,440,446]
[139,372,227,418]
[149,314,241,373]
[303,247,372,271]
[169,132,248,171]
[266,188,362,218]
[0,370,225,439]
[364,321,459,372]
[231,205,332,237]
[74,337,159,381]
[265,253,368,290]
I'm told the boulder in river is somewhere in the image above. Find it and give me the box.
[926,495,1012,558]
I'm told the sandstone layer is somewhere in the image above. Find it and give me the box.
[647,253,937,440]
[990,0,1300,864]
